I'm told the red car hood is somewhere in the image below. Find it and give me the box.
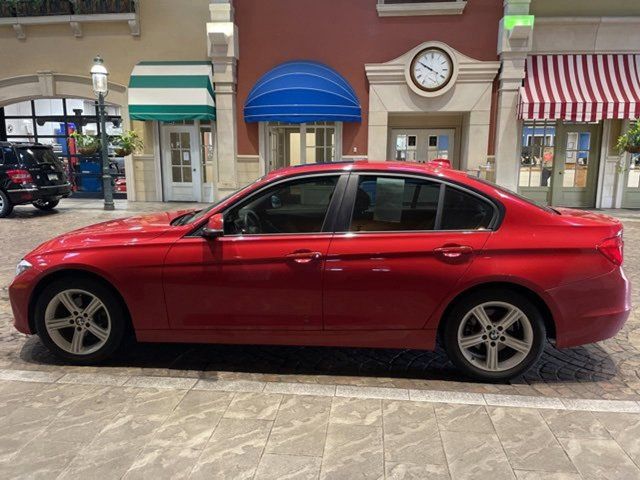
[30,210,193,255]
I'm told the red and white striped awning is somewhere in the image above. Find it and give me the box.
[518,54,640,122]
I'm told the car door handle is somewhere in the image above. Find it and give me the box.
[285,250,323,264]
[434,245,474,258]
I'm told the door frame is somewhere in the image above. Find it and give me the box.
[161,123,202,202]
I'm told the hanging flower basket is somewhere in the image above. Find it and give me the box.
[110,130,143,157]
[617,120,640,155]
[78,145,99,156]
[625,145,640,154]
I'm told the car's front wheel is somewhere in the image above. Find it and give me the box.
[33,199,60,211]
[443,289,545,382]
[34,277,127,364]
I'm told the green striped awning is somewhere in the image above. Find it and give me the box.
[128,61,215,121]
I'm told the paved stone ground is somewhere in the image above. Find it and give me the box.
[1,199,640,478]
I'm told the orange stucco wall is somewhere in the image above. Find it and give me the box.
[234,0,502,157]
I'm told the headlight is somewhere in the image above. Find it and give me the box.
[15,259,33,277]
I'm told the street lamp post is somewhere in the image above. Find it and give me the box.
[91,55,114,211]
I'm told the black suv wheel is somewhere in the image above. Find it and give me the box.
[33,199,60,211]
[0,190,13,218]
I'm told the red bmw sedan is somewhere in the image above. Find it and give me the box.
[9,161,630,381]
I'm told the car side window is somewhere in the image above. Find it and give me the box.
[350,175,440,232]
[441,186,493,230]
[1,147,18,166]
[224,175,339,235]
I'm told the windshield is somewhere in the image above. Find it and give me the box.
[469,175,558,214]
[177,177,266,226]
[16,147,62,167]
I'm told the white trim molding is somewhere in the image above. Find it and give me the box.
[376,0,466,17]
[0,72,127,107]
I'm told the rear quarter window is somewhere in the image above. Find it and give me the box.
[441,186,494,230]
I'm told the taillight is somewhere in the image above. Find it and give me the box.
[7,169,33,185]
[597,235,623,266]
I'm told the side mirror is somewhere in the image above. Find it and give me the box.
[202,213,224,239]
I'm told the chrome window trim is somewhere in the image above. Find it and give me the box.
[339,171,501,235]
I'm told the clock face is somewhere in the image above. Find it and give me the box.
[410,48,453,92]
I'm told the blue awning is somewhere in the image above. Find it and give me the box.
[244,60,361,123]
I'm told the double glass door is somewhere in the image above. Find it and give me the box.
[390,129,454,164]
[519,121,600,207]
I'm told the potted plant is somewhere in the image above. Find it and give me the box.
[616,119,640,154]
[111,130,143,156]
[69,132,100,156]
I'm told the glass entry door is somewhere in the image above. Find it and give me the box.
[162,125,202,202]
[390,129,454,164]
[551,123,600,208]
[519,121,600,207]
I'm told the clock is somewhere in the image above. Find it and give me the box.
[410,47,454,92]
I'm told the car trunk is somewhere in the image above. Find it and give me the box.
[16,147,68,187]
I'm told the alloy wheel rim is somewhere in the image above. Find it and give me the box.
[44,289,111,355]
[457,301,533,373]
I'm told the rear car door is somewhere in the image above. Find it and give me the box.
[323,173,496,331]
[163,173,347,330]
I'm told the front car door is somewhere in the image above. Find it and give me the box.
[323,173,496,332]
[163,173,347,330]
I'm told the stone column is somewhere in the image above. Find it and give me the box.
[208,0,239,198]
[367,86,389,160]
[494,0,532,191]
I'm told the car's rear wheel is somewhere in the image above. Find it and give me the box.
[33,199,60,211]
[34,277,126,364]
[443,289,545,382]
[0,190,14,218]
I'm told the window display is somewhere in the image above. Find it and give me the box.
[0,98,125,198]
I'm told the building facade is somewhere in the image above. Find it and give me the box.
[0,0,639,208]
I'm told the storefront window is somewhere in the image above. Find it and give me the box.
[0,98,124,198]
[520,120,556,188]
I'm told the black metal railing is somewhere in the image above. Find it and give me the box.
[0,0,136,18]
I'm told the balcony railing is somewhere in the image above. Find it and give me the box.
[0,0,136,18]
[0,0,139,38]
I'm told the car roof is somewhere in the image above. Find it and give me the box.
[265,160,469,181]
[0,141,50,148]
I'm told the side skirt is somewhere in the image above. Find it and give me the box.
[135,328,437,350]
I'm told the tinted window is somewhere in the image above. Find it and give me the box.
[225,176,338,235]
[16,147,61,167]
[350,176,440,232]
[441,187,493,230]
[1,146,18,166]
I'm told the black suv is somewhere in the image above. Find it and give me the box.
[0,142,72,218]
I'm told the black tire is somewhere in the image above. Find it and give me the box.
[34,276,127,364]
[0,190,14,218]
[33,199,60,211]
[443,288,546,382]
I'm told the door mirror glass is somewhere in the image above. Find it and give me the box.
[202,213,224,239]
